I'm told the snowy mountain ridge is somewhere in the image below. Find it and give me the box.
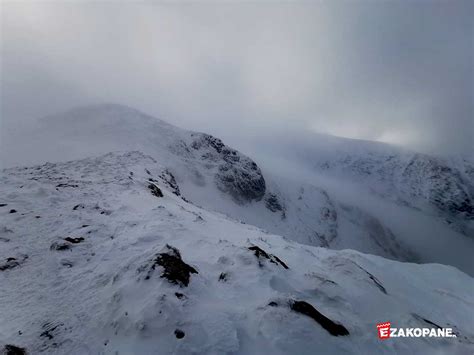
[1,151,473,354]
[3,104,473,274]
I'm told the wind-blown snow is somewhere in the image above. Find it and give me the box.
[1,152,473,354]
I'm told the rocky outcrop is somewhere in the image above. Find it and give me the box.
[190,133,266,204]
[142,245,198,287]
[289,300,349,336]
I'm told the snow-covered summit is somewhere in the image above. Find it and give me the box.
[1,151,473,354]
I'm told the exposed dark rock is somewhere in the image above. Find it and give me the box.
[64,237,84,244]
[2,344,27,355]
[218,272,228,282]
[215,162,266,204]
[0,258,20,271]
[412,313,442,329]
[144,245,198,287]
[40,322,63,340]
[0,255,27,271]
[60,260,74,268]
[50,242,72,251]
[248,246,289,269]
[191,133,225,153]
[9,209,17,214]
[174,329,185,339]
[268,301,278,307]
[190,133,266,204]
[290,300,349,336]
[56,183,79,188]
[0,203,8,207]
[148,183,163,198]
[174,292,186,299]
[265,193,284,212]
[72,204,84,211]
[367,273,386,294]
[353,263,387,294]
[160,170,181,196]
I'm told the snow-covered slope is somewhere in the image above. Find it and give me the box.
[1,152,473,354]
[241,130,474,237]
[3,104,473,274]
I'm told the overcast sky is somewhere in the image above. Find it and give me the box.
[1,1,473,156]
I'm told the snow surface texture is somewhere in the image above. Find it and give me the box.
[1,152,473,354]
[5,104,472,274]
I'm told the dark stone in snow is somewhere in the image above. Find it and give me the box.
[0,203,8,207]
[0,258,20,271]
[248,246,289,269]
[9,209,17,214]
[40,322,63,340]
[145,245,198,287]
[290,300,349,336]
[0,255,27,271]
[56,183,79,188]
[353,263,387,294]
[174,329,185,339]
[148,183,164,198]
[2,344,27,355]
[64,237,84,244]
[50,242,72,251]
[412,313,442,329]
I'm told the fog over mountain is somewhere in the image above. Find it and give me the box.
[1,103,473,354]
[2,0,473,161]
[1,2,474,354]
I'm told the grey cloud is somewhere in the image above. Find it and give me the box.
[1,1,472,159]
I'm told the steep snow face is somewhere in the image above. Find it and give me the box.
[1,152,473,354]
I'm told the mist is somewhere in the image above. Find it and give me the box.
[1,0,473,161]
